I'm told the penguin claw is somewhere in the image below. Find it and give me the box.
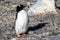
[17,33,21,38]
[22,33,26,37]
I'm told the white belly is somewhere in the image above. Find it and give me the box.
[15,10,28,34]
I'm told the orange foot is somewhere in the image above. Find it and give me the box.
[17,33,21,38]
[22,33,26,37]
[16,33,21,40]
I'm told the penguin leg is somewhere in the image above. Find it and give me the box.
[17,33,21,38]
[22,33,26,37]
[52,9,56,12]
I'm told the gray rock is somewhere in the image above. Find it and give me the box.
[56,0,60,7]
[47,34,60,40]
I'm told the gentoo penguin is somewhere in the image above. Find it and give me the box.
[28,0,56,15]
[15,4,28,38]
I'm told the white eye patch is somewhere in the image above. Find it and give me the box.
[18,5,21,7]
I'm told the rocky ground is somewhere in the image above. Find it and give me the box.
[0,0,60,40]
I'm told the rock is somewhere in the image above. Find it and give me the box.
[9,5,17,11]
[56,0,60,7]
[47,34,60,40]
[28,31,34,34]
[42,32,53,37]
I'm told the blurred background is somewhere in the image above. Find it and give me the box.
[0,0,60,40]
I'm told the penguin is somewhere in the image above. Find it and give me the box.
[15,4,28,38]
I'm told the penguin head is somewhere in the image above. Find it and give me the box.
[16,4,26,13]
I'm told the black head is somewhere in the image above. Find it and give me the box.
[16,4,26,13]
[16,4,26,20]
